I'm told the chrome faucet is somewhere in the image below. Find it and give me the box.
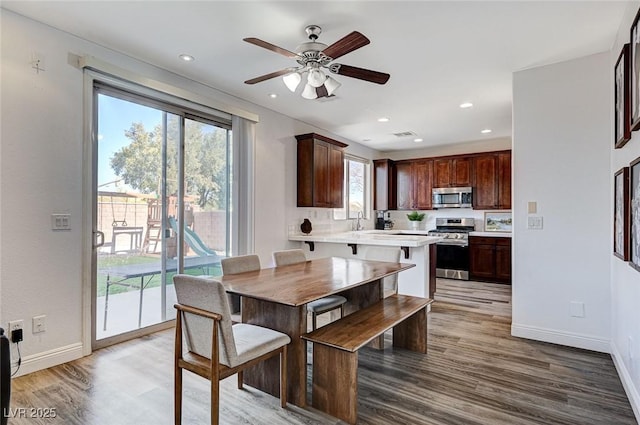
[355,211,364,231]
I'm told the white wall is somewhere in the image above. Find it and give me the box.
[610,1,640,418]
[0,10,377,372]
[512,53,612,352]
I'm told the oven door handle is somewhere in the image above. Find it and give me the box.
[436,242,469,247]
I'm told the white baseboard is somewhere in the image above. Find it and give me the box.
[13,342,84,377]
[511,323,610,353]
[611,342,640,423]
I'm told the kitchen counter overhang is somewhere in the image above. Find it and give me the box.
[288,230,440,298]
[289,230,442,250]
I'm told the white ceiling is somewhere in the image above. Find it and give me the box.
[2,1,631,151]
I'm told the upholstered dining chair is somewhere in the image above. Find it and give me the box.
[272,249,347,331]
[173,274,290,425]
[360,246,402,297]
[220,254,261,320]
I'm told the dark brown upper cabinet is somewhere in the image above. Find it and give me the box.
[373,159,396,211]
[396,159,433,210]
[373,150,511,212]
[472,151,511,210]
[296,133,347,208]
[433,157,472,188]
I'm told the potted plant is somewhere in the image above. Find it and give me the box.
[406,211,426,230]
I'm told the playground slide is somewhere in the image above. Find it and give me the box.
[168,216,217,257]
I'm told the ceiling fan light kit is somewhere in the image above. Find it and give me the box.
[283,72,302,92]
[301,83,318,99]
[244,25,390,99]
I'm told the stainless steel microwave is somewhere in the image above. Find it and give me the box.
[432,187,473,208]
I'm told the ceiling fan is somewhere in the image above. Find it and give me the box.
[243,25,390,99]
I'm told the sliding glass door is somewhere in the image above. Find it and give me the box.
[93,87,229,347]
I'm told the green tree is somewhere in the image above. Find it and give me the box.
[110,117,228,209]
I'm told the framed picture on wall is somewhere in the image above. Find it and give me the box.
[615,44,631,148]
[629,157,640,271]
[484,212,512,232]
[614,167,629,260]
[630,8,640,131]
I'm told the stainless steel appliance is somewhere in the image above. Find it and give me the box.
[428,217,475,280]
[432,187,473,209]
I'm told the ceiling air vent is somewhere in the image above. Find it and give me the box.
[392,131,416,137]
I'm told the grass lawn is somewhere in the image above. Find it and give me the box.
[96,254,222,296]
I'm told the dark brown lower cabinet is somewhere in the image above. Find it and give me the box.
[469,236,511,284]
[429,244,436,298]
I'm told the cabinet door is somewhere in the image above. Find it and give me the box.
[469,238,496,280]
[495,238,512,283]
[396,161,414,210]
[452,157,472,187]
[473,154,498,209]
[296,134,347,208]
[433,159,451,188]
[498,152,511,210]
[328,144,344,208]
[373,159,396,210]
[414,160,433,209]
[312,141,331,207]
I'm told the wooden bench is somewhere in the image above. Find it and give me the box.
[301,294,433,424]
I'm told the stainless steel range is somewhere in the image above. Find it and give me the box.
[428,217,475,281]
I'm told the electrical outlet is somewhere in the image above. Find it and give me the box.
[8,320,23,333]
[569,302,585,318]
[33,315,46,333]
[8,320,24,342]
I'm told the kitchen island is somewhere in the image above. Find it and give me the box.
[288,230,441,298]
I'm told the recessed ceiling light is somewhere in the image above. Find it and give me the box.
[377,117,390,122]
[178,54,195,62]
[268,93,278,98]
[481,128,492,134]
[413,138,423,143]
[460,102,473,109]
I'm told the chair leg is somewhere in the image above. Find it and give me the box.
[312,312,317,331]
[339,304,345,318]
[280,345,288,408]
[211,378,219,425]
[237,370,243,389]
[175,368,182,425]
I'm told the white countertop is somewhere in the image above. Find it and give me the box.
[288,230,442,247]
[470,231,512,238]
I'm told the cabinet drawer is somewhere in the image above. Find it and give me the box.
[470,236,496,245]
[495,237,511,246]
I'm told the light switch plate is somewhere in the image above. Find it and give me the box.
[51,214,71,231]
[527,216,543,230]
[528,201,537,214]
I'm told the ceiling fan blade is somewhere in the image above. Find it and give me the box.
[316,85,329,98]
[329,64,390,85]
[244,68,295,85]
[243,37,299,58]
[322,31,370,60]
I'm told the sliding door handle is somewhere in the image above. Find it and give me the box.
[94,230,105,248]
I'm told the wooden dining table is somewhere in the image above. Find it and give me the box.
[219,256,415,407]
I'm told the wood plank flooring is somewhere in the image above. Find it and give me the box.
[9,279,637,424]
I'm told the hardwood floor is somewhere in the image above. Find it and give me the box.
[9,279,637,424]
